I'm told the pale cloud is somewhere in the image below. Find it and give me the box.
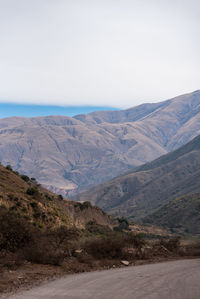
[0,0,199,108]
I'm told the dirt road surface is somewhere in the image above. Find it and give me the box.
[7,259,200,299]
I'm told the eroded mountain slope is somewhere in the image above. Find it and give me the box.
[0,90,199,195]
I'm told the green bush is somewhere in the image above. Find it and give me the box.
[45,194,53,201]
[26,187,38,195]
[33,212,41,219]
[114,217,130,231]
[7,194,14,200]
[80,201,92,210]
[30,201,38,209]
[31,177,37,183]
[21,174,30,182]
[6,165,13,171]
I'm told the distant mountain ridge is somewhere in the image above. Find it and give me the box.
[74,101,170,124]
[72,134,200,221]
[0,90,199,195]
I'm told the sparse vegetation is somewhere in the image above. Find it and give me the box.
[5,165,13,171]
[0,206,34,252]
[80,201,92,210]
[114,217,130,231]
[143,194,200,235]
[84,235,125,259]
[83,232,146,259]
[21,174,30,182]
[0,163,199,295]
[158,237,181,252]
[26,187,39,195]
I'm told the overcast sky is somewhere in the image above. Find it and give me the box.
[0,0,199,108]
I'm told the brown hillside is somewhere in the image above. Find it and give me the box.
[72,134,200,222]
[143,193,200,235]
[0,90,199,195]
[0,164,112,230]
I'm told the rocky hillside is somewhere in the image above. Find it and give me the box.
[0,164,112,230]
[72,134,200,220]
[0,90,199,195]
[143,193,200,235]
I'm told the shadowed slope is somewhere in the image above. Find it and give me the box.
[143,193,200,235]
[72,134,200,221]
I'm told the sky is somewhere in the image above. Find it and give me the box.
[0,0,199,112]
[0,104,118,118]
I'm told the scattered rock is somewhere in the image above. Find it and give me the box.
[75,250,83,254]
[121,260,129,266]
[127,248,137,254]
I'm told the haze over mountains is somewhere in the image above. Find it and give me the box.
[0,90,199,196]
[73,134,200,225]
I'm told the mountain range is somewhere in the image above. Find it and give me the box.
[72,134,200,224]
[0,90,199,196]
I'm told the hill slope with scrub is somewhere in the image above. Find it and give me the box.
[143,193,200,235]
[0,164,112,230]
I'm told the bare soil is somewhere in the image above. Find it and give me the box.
[4,259,200,299]
[0,256,197,298]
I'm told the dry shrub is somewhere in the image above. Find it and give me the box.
[83,232,146,260]
[23,226,78,266]
[85,220,112,234]
[123,233,146,249]
[61,258,93,273]
[159,237,180,252]
[183,242,200,256]
[0,206,79,266]
[0,207,34,252]
[84,236,125,259]
[0,251,24,270]
[76,252,94,265]
[23,237,64,266]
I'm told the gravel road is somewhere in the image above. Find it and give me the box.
[8,259,200,299]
